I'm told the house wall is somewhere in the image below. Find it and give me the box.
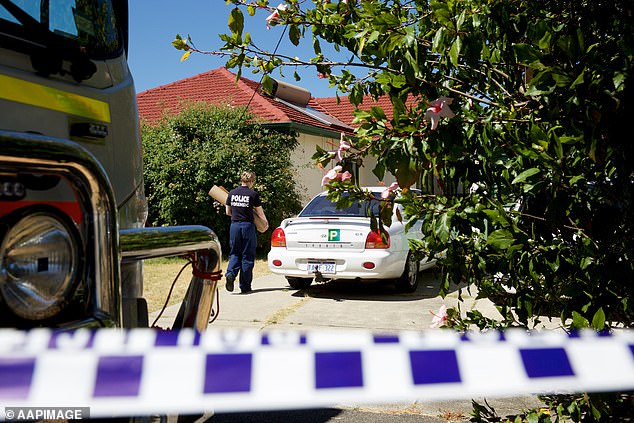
[291,132,396,203]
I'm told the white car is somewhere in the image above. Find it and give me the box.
[267,188,436,292]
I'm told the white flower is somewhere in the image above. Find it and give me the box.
[429,305,448,328]
[265,3,288,29]
[380,182,399,199]
[425,96,455,130]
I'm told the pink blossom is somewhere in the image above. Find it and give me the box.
[425,96,455,130]
[265,10,279,29]
[321,166,353,185]
[381,182,399,199]
[317,72,327,79]
[321,165,343,186]
[429,305,448,328]
[265,4,288,29]
[336,135,351,161]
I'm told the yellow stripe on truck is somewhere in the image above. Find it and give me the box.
[0,74,111,123]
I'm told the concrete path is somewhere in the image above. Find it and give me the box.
[150,269,548,422]
[152,269,509,331]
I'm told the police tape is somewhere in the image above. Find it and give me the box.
[0,328,633,419]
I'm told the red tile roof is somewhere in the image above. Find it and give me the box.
[137,67,353,134]
[313,95,396,128]
[317,94,430,133]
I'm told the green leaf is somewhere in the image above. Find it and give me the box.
[551,71,572,87]
[572,311,589,329]
[352,109,372,121]
[370,215,378,233]
[289,24,300,46]
[435,213,451,243]
[550,130,564,160]
[260,74,274,95]
[613,72,626,91]
[526,70,556,96]
[349,84,363,105]
[591,307,605,330]
[225,54,240,69]
[380,202,393,226]
[449,37,462,67]
[372,162,386,181]
[358,36,366,55]
[538,31,552,50]
[172,35,188,50]
[483,209,509,227]
[370,106,387,121]
[395,157,419,189]
[313,37,322,55]
[228,7,244,36]
[430,0,453,28]
[570,70,584,88]
[580,256,594,269]
[432,27,446,52]
[486,229,514,250]
[512,168,541,184]
[456,11,466,31]
[513,43,540,65]
[560,134,583,144]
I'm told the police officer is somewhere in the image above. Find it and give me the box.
[225,171,268,293]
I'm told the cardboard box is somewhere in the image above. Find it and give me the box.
[208,185,229,204]
[208,185,268,233]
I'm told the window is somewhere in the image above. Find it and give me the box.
[300,192,382,218]
[0,0,120,58]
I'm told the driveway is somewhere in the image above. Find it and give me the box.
[152,269,546,422]
[200,269,502,331]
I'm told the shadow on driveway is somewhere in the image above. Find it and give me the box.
[289,267,466,302]
[208,408,342,422]
[208,408,444,422]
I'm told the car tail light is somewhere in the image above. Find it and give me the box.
[365,230,389,249]
[271,227,286,248]
[272,259,282,267]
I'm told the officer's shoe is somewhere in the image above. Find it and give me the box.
[225,273,235,292]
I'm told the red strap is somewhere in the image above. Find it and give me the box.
[191,268,223,281]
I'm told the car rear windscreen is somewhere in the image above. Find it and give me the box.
[299,192,381,217]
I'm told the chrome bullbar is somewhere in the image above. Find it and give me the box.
[0,130,221,331]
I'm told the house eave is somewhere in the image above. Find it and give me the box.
[262,122,354,138]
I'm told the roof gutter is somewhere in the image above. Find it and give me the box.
[262,122,355,138]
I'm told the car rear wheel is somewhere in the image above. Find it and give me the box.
[395,253,419,293]
[286,277,313,290]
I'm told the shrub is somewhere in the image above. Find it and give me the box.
[141,102,303,253]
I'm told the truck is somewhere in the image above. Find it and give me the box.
[0,0,221,332]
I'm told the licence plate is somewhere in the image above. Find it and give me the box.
[307,261,336,274]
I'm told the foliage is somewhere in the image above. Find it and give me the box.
[141,103,302,253]
[174,0,634,330]
[469,392,634,423]
[173,0,633,419]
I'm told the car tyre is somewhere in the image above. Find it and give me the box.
[286,277,313,290]
[395,253,419,293]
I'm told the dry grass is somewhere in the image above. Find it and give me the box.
[143,257,271,312]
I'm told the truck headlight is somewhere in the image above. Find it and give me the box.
[0,212,80,320]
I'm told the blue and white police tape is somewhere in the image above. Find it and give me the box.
[0,328,633,419]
